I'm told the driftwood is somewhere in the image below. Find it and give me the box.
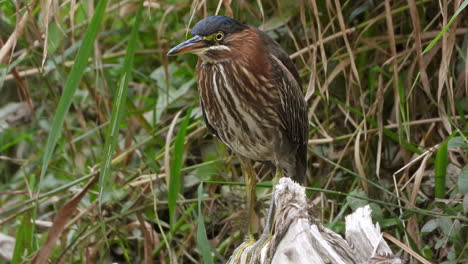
[228,178,406,264]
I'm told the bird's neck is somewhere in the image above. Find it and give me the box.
[198,56,230,65]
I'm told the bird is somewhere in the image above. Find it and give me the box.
[167,16,308,240]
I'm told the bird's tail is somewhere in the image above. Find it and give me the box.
[284,143,307,184]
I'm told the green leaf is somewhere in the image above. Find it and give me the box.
[436,217,453,237]
[435,139,449,199]
[448,136,468,149]
[421,219,439,233]
[422,245,433,259]
[347,189,368,211]
[98,0,143,205]
[458,165,468,194]
[369,203,383,222]
[39,0,108,193]
[196,183,213,264]
[422,1,468,54]
[169,108,192,229]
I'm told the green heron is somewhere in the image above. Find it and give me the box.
[168,16,308,241]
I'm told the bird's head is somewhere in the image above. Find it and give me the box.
[167,16,249,62]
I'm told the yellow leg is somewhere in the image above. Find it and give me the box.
[272,165,283,186]
[264,166,282,236]
[239,157,257,241]
[246,166,283,263]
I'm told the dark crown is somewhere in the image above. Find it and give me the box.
[192,16,247,36]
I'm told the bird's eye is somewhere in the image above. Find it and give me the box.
[215,32,224,41]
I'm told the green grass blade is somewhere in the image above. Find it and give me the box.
[169,108,192,230]
[422,0,468,54]
[98,0,144,205]
[12,212,33,264]
[38,0,108,193]
[196,183,213,264]
[435,138,449,198]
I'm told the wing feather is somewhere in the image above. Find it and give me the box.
[259,31,308,180]
[200,99,219,138]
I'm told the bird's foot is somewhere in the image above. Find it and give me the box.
[240,191,276,263]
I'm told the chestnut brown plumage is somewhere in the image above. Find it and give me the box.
[168,16,308,239]
[168,16,307,183]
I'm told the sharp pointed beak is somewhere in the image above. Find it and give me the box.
[167,35,206,56]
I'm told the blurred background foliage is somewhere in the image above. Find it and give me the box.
[0,0,467,263]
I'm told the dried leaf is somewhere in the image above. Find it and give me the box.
[32,175,98,264]
[136,212,154,264]
[0,0,38,63]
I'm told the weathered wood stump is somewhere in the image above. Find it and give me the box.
[228,178,406,264]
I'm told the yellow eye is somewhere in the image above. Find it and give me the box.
[215,32,224,41]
